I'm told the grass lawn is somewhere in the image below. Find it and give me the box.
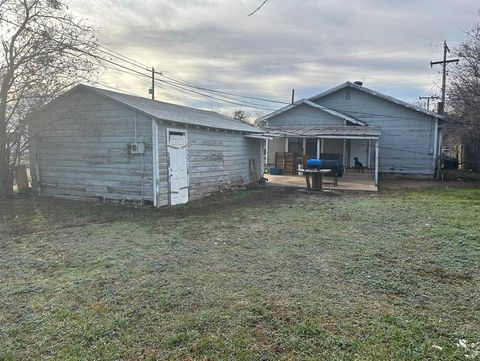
[1,184,479,360]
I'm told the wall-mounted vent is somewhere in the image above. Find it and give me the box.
[345,88,352,100]
[127,143,145,154]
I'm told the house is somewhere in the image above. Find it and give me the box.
[29,84,265,206]
[261,81,444,185]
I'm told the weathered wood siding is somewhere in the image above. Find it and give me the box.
[267,103,345,126]
[30,88,154,202]
[156,123,262,206]
[312,88,437,174]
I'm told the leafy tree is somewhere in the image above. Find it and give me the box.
[447,23,480,144]
[0,0,98,197]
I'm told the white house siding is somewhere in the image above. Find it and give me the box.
[267,137,286,164]
[312,87,437,174]
[266,104,347,164]
[323,139,344,156]
[30,89,154,202]
[266,103,345,126]
[156,123,262,206]
[349,139,370,167]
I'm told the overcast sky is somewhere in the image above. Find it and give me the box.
[69,0,480,116]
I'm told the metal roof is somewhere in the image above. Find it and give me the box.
[77,84,262,133]
[309,81,445,119]
[265,125,381,138]
[258,98,366,125]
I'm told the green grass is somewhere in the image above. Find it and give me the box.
[1,184,479,360]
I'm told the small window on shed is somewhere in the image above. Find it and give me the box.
[345,88,351,100]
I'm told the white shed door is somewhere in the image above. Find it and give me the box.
[167,131,189,205]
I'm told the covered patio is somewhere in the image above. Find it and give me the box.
[265,125,381,191]
[265,169,378,191]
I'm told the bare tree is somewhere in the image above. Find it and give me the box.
[233,109,249,123]
[447,23,480,145]
[0,0,98,197]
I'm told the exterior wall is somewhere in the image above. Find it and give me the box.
[312,87,438,174]
[267,103,345,126]
[323,139,343,156]
[156,122,262,206]
[349,139,369,168]
[267,137,286,164]
[29,88,154,202]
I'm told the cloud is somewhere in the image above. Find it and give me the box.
[69,0,480,114]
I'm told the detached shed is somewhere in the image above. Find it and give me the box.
[29,84,264,206]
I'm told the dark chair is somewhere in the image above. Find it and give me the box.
[319,159,343,187]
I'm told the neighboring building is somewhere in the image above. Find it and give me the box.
[261,81,444,184]
[29,84,264,206]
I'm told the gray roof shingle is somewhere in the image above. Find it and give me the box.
[80,84,262,133]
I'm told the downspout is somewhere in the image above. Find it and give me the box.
[151,118,159,207]
[374,139,379,186]
[432,118,439,175]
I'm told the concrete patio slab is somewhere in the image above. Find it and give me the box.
[265,169,378,192]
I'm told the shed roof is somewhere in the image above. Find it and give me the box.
[309,81,444,119]
[265,125,381,139]
[55,84,262,133]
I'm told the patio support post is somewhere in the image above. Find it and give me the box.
[316,138,320,159]
[302,137,306,155]
[320,138,325,153]
[266,138,269,165]
[343,139,347,166]
[284,137,289,152]
[260,139,265,175]
[367,139,371,168]
[374,139,379,186]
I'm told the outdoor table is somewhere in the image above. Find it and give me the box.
[298,168,332,191]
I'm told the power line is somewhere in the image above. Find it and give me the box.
[3,16,473,125]
[286,42,445,66]
[155,78,275,110]
[161,73,289,105]
[96,46,148,71]
[97,44,148,69]
[247,0,269,16]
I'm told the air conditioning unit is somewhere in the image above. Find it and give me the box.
[127,143,145,154]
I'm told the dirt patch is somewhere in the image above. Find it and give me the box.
[154,188,299,219]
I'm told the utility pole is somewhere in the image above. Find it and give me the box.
[419,95,439,111]
[430,41,459,113]
[148,67,155,100]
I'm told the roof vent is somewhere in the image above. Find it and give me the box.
[353,81,363,86]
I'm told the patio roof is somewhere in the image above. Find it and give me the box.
[265,125,381,139]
